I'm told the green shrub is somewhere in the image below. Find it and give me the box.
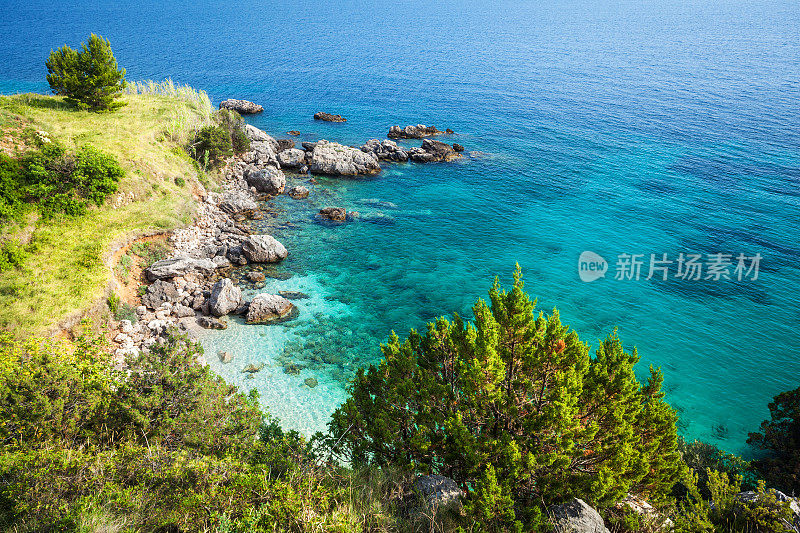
[748,384,800,493]
[678,438,757,497]
[130,240,169,268]
[174,175,186,187]
[0,154,23,221]
[327,266,683,528]
[215,108,250,154]
[18,142,122,217]
[0,240,27,272]
[45,33,126,112]
[191,125,232,168]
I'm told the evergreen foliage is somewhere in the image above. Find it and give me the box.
[46,34,126,111]
[328,266,684,527]
[748,385,800,494]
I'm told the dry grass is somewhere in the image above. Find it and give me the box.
[0,89,212,337]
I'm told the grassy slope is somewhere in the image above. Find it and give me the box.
[0,91,212,337]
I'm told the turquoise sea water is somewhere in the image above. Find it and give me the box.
[2,0,799,452]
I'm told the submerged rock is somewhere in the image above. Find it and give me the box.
[278,290,310,300]
[360,139,408,162]
[197,316,227,330]
[304,377,318,388]
[314,111,347,122]
[242,235,288,263]
[208,278,243,317]
[247,271,266,282]
[388,124,450,139]
[218,351,233,364]
[245,165,285,195]
[318,206,347,222]
[308,140,381,176]
[242,362,265,373]
[284,363,306,375]
[219,99,263,114]
[146,256,217,281]
[246,294,295,324]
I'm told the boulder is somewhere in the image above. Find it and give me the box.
[242,127,279,167]
[172,304,196,318]
[288,130,301,136]
[278,148,307,169]
[246,294,295,324]
[319,207,347,222]
[218,351,233,364]
[387,124,448,139]
[247,271,266,282]
[219,99,263,114]
[197,316,227,329]
[208,278,243,317]
[453,143,465,152]
[142,280,179,309]
[287,185,309,199]
[145,256,217,281]
[242,362,264,373]
[408,139,461,163]
[242,235,288,263]
[414,475,462,510]
[548,499,609,533]
[308,140,381,176]
[219,190,257,215]
[275,139,295,152]
[244,124,275,144]
[245,165,286,195]
[360,139,409,162]
[313,111,347,122]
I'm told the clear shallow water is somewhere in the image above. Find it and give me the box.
[2,0,799,452]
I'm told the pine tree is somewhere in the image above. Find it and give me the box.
[328,266,683,526]
[46,34,126,111]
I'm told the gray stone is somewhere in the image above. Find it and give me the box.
[548,499,609,533]
[197,316,227,330]
[245,165,285,195]
[242,235,288,263]
[219,190,257,215]
[219,99,263,114]
[218,351,233,364]
[388,124,447,139]
[142,280,179,309]
[246,294,295,324]
[145,256,217,281]
[319,207,347,222]
[278,148,307,169]
[208,278,243,317]
[360,139,408,162]
[313,111,346,122]
[287,185,309,199]
[408,139,461,163]
[414,475,462,510]
[308,140,381,176]
[172,304,196,318]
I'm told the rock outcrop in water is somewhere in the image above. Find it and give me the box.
[208,278,243,317]
[408,139,462,163]
[278,148,306,169]
[288,185,309,199]
[246,294,295,324]
[242,235,288,263]
[314,111,347,122]
[360,139,409,162]
[319,207,347,222]
[388,124,453,139]
[308,140,381,176]
[219,99,263,114]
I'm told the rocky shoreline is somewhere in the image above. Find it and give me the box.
[108,118,466,367]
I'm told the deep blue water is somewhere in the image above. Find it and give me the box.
[3,0,799,452]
